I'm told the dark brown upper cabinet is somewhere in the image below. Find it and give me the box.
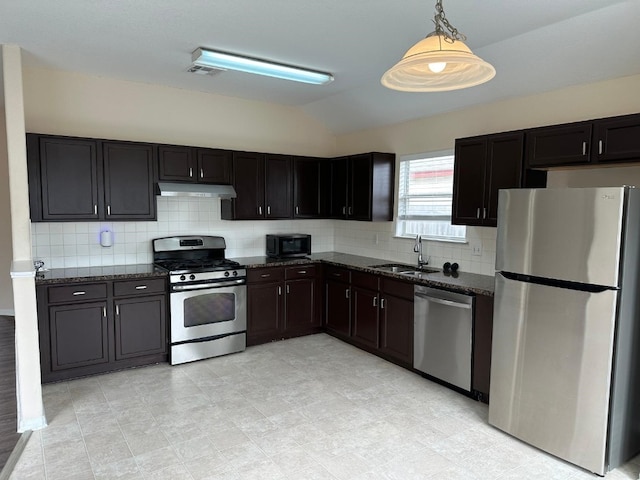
[453,132,524,227]
[221,152,292,220]
[525,122,593,168]
[158,145,231,184]
[27,134,156,222]
[293,156,331,218]
[103,141,156,220]
[330,152,395,221]
[592,113,640,163]
[525,113,640,168]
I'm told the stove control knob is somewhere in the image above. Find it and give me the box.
[189,274,196,281]
[180,275,186,281]
[224,271,230,277]
[232,270,238,277]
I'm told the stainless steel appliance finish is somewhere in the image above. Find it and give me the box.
[152,235,247,365]
[490,187,640,475]
[413,285,473,392]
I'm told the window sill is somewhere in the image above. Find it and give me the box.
[394,235,467,244]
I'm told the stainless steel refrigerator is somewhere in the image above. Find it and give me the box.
[489,186,640,475]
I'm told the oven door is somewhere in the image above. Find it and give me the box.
[170,284,247,343]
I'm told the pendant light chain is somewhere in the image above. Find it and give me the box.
[433,0,467,43]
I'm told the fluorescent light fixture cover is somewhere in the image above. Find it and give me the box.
[192,48,334,85]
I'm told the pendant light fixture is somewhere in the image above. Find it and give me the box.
[381,0,495,92]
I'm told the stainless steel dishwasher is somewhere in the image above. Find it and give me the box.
[413,285,473,392]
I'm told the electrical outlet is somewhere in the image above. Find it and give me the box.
[471,240,482,256]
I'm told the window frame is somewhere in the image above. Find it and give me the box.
[395,150,466,243]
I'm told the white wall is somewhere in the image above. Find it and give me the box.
[333,74,640,274]
[0,109,14,314]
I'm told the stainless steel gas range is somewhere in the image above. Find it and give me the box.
[153,236,246,365]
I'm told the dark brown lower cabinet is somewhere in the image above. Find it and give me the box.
[379,278,414,366]
[324,266,352,337]
[351,272,380,350]
[37,277,168,383]
[472,294,494,403]
[247,266,321,346]
[114,295,167,360]
[49,302,109,370]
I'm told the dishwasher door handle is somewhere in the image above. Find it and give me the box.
[415,292,472,309]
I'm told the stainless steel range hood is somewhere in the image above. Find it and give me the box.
[157,182,236,199]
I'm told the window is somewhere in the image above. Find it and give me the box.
[396,151,466,242]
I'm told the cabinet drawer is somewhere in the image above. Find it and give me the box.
[113,278,166,297]
[382,278,414,300]
[247,267,285,283]
[352,271,379,290]
[285,265,316,280]
[47,283,108,303]
[325,266,351,283]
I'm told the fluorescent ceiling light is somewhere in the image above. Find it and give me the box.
[191,48,334,85]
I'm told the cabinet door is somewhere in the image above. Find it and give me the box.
[351,286,379,349]
[114,296,167,360]
[525,122,592,167]
[230,152,265,219]
[197,148,232,184]
[593,114,640,164]
[284,278,317,333]
[325,280,351,336]
[158,145,196,182]
[37,136,101,221]
[103,142,156,220]
[330,157,349,218]
[293,157,322,218]
[453,138,487,226]
[348,154,373,220]
[379,294,413,366]
[485,132,524,226]
[49,302,109,370]
[265,154,292,219]
[247,282,282,345]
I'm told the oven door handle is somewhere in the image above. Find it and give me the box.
[172,279,246,291]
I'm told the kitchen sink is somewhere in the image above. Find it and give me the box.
[369,263,439,275]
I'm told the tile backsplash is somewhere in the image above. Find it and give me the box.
[31,197,497,275]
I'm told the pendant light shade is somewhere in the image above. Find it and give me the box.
[381,1,495,92]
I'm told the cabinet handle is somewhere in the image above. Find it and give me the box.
[115,305,120,316]
[107,205,111,216]
[286,284,290,294]
[345,288,350,299]
[476,208,480,219]
[260,273,271,278]
[102,306,106,317]
[342,206,347,215]
[582,141,587,156]
[348,206,353,215]
[373,296,378,307]
[72,291,86,296]
[200,168,204,178]
[483,208,487,219]
[298,270,307,274]
[189,167,193,178]
[296,206,299,215]
[258,206,263,216]
[94,205,97,215]
[381,298,385,309]
[332,272,341,277]
[135,285,147,290]
[267,206,271,215]
[599,140,603,155]
[278,286,282,295]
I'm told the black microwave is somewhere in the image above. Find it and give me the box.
[266,234,311,258]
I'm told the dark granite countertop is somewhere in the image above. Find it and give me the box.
[232,252,494,296]
[35,264,166,285]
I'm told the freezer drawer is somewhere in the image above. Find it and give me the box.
[413,286,473,391]
[489,273,618,475]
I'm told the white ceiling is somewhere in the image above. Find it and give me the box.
[1,0,639,134]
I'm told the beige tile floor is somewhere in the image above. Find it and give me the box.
[9,333,640,480]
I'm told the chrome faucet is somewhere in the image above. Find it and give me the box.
[413,235,429,269]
